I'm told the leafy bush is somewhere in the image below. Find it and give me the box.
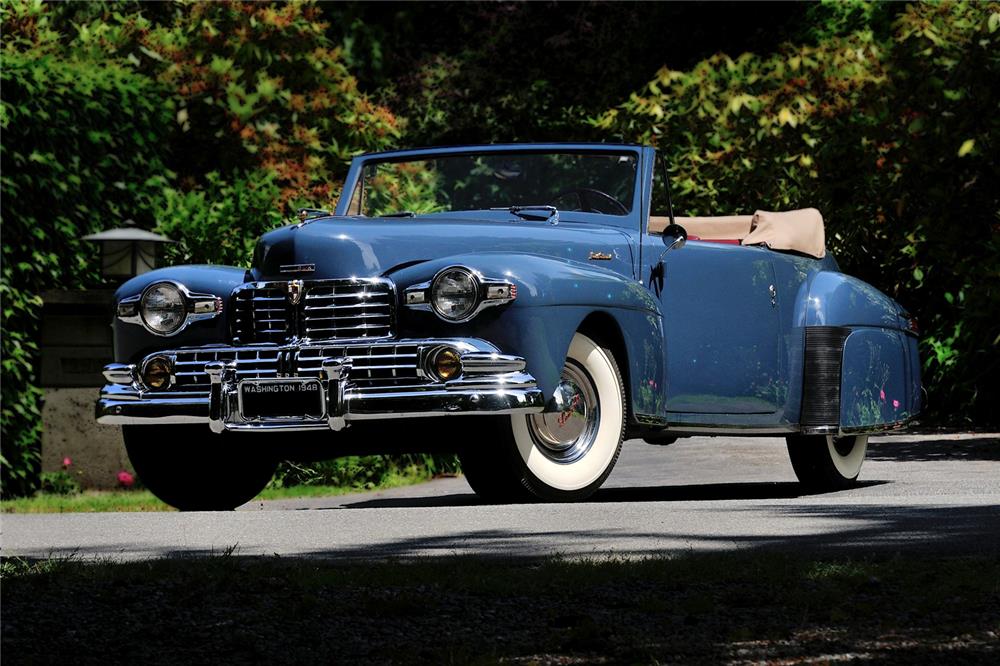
[39,471,80,496]
[272,454,458,491]
[593,1,1000,424]
[156,170,284,267]
[50,0,402,208]
[0,51,173,496]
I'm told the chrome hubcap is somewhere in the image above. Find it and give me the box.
[528,361,600,464]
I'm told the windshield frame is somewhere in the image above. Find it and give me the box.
[336,143,646,229]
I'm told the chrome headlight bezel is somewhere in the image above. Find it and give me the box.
[404,265,517,324]
[430,267,480,322]
[117,280,223,337]
[140,282,186,335]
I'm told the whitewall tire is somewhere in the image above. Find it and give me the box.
[460,332,626,502]
[786,434,869,491]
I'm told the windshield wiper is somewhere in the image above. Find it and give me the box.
[378,210,416,218]
[490,205,559,224]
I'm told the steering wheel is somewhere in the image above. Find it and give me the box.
[550,188,628,215]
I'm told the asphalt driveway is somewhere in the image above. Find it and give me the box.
[3,433,998,560]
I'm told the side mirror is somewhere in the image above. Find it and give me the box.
[650,223,687,296]
[660,223,687,257]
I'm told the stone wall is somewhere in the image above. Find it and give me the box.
[41,388,132,489]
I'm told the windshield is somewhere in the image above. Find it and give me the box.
[352,151,638,217]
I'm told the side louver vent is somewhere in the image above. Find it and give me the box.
[800,326,851,427]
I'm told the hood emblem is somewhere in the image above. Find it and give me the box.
[588,251,613,261]
[280,263,315,274]
[287,280,305,305]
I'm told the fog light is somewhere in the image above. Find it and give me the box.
[142,356,172,389]
[433,348,462,381]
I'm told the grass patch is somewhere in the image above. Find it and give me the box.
[2,552,998,663]
[1,470,439,513]
[0,490,173,513]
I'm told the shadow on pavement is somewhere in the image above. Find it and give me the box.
[868,435,999,461]
[41,503,1000,561]
[339,480,890,509]
[300,503,1000,558]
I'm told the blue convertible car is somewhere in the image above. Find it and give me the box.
[97,144,921,509]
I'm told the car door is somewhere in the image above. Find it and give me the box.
[657,242,784,414]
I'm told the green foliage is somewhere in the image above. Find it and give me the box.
[272,454,459,491]
[156,170,284,267]
[39,471,81,496]
[51,0,402,208]
[0,50,173,496]
[594,0,1000,424]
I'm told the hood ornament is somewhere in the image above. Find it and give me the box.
[287,279,305,305]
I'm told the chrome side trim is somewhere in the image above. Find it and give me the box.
[659,424,800,436]
[838,417,914,436]
[799,425,840,436]
[103,363,137,385]
[460,352,526,375]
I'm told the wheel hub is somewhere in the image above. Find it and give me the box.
[528,362,600,463]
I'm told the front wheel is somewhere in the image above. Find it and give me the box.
[460,332,626,502]
[124,425,278,511]
[786,434,869,491]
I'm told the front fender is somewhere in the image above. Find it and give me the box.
[387,253,665,414]
[113,265,250,363]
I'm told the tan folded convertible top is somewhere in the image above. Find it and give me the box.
[648,208,826,259]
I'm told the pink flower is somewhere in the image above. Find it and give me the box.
[893,399,900,409]
[648,379,655,387]
[62,457,72,468]
[879,389,886,401]
[117,470,135,488]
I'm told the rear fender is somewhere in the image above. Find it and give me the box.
[796,271,921,432]
[796,270,908,329]
[840,328,918,430]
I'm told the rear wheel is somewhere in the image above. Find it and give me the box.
[786,434,868,491]
[460,332,626,502]
[124,425,278,511]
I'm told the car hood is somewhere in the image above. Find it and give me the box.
[251,215,635,280]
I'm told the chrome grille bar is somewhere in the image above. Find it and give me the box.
[171,342,421,391]
[231,278,394,344]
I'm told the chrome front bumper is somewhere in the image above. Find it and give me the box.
[96,338,545,432]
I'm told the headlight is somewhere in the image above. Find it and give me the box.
[431,268,480,321]
[140,282,186,335]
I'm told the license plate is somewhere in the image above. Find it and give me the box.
[239,379,324,419]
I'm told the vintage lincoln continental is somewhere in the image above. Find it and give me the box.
[97,143,922,509]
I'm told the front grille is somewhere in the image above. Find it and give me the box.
[171,343,422,392]
[298,344,419,384]
[232,279,394,344]
[174,348,282,388]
